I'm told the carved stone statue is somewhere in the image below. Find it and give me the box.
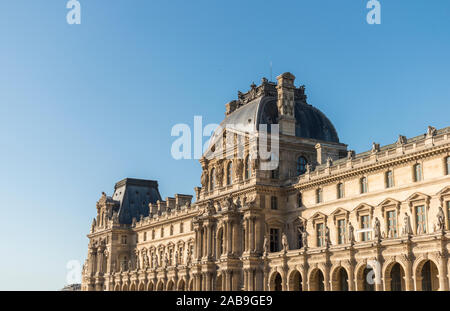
[374,217,381,241]
[326,157,333,168]
[436,206,445,231]
[397,135,407,145]
[186,248,192,266]
[324,226,330,246]
[371,142,380,153]
[152,254,158,269]
[128,259,132,271]
[348,222,355,244]
[174,250,179,266]
[164,253,169,268]
[402,212,412,237]
[282,233,289,252]
[347,150,355,160]
[427,125,437,137]
[263,235,269,255]
[200,169,209,189]
[297,226,308,249]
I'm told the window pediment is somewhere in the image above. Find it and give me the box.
[378,198,401,213]
[406,192,430,206]
[310,212,327,226]
[353,203,374,218]
[330,208,349,224]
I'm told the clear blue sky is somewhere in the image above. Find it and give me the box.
[0,0,449,290]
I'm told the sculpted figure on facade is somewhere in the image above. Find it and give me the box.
[282,233,289,252]
[402,212,413,237]
[348,222,355,244]
[200,169,209,189]
[263,235,269,256]
[436,206,445,231]
[374,217,381,241]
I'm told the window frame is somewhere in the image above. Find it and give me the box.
[385,170,394,188]
[296,156,308,176]
[360,177,368,194]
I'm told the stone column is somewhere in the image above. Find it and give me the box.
[348,264,355,291]
[206,224,212,258]
[223,221,228,255]
[243,269,248,291]
[324,264,330,291]
[404,259,414,291]
[227,220,233,255]
[248,269,254,291]
[439,255,449,291]
[244,218,249,253]
[248,217,254,253]
[88,247,97,275]
[97,246,105,275]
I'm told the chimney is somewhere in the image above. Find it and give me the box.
[276,72,296,136]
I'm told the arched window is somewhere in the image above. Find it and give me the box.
[210,168,216,190]
[414,163,423,182]
[297,156,308,175]
[227,162,233,185]
[360,177,368,194]
[245,155,251,180]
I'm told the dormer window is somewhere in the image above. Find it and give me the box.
[297,156,307,175]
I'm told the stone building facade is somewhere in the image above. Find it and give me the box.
[82,72,450,291]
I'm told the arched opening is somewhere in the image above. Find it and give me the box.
[359,267,375,291]
[216,274,222,291]
[130,283,136,291]
[178,279,186,291]
[122,284,129,291]
[188,279,194,291]
[420,260,439,291]
[138,283,145,291]
[310,269,325,291]
[167,280,174,291]
[274,273,282,291]
[336,267,349,291]
[390,263,405,291]
[288,270,302,291]
[114,284,121,291]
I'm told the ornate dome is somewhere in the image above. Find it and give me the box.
[215,78,339,143]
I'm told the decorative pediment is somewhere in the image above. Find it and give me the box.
[330,208,350,224]
[436,186,450,203]
[378,198,401,213]
[406,192,430,206]
[310,211,327,226]
[353,203,374,218]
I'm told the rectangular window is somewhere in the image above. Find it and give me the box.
[337,183,344,199]
[387,210,397,238]
[414,164,423,182]
[386,171,394,188]
[271,196,278,210]
[361,178,368,194]
[270,228,279,252]
[143,232,147,241]
[180,222,184,233]
[361,215,371,241]
[316,223,324,247]
[446,157,450,175]
[121,235,127,244]
[447,201,450,227]
[337,219,346,244]
[416,205,426,234]
[316,189,323,204]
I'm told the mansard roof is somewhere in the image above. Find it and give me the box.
[112,178,162,225]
